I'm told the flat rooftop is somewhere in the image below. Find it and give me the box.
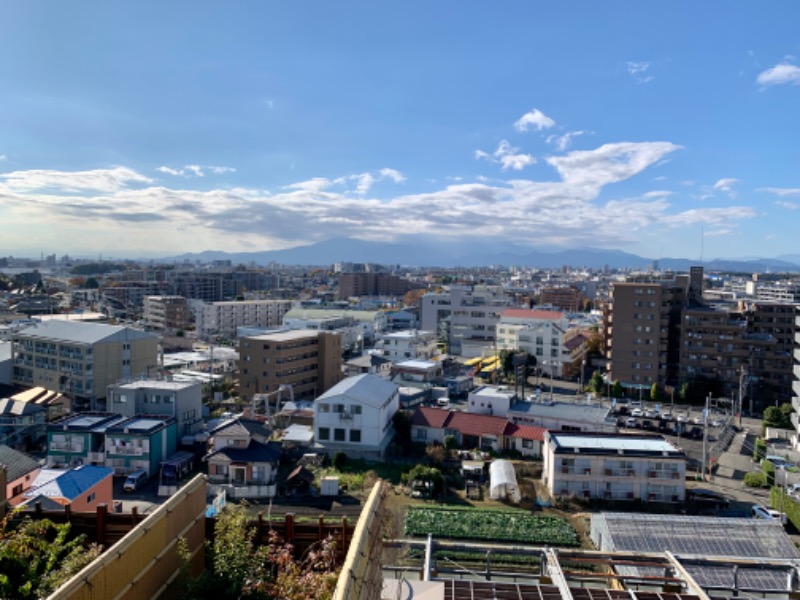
[549,432,683,455]
[246,329,318,342]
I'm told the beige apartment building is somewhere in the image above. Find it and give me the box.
[143,296,191,332]
[238,329,343,402]
[195,299,293,340]
[11,321,158,408]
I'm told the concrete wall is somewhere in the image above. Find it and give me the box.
[48,474,207,600]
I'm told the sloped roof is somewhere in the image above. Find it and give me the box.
[286,465,315,484]
[17,320,155,345]
[210,417,272,438]
[504,423,547,442]
[445,411,509,438]
[410,406,451,429]
[0,444,41,482]
[206,439,281,464]
[25,465,112,501]
[0,398,46,417]
[316,374,398,409]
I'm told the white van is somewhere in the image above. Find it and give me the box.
[437,397,450,408]
[123,470,148,492]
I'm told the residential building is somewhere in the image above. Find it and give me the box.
[238,329,343,402]
[104,416,177,476]
[508,400,617,433]
[391,360,443,387]
[337,272,412,300]
[467,386,516,417]
[0,445,41,506]
[107,380,203,437]
[9,386,71,422]
[284,314,364,355]
[194,299,293,340]
[378,330,438,363]
[281,307,388,345]
[143,296,191,332]
[206,418,280,498]
[0,398,47,450]
[46,413,128,469]
[409,406,545,457]
[793,309,800,447]
[543,431,686,502]
[344,353,393,378]
[605,275,690,388]
[314,374,400,460]
[496,309,570,377]
[421,285,514,356]
[11,321,158,408]
[21,465,113,510]
[540,286,585,312]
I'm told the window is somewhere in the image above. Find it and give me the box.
[415,428,428,440]
[352,405,362,415]
[350,429,361,443]
[87,492,96,504]
[263,357,270,364]
[522,439,533,449]
[318,404,330,413]
[334,404,345,413]
[334,428,346,442]
[318,427,330,440]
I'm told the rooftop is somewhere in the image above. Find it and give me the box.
[317,374,398,408]
[548,432,683,456]
[16,320,154,345]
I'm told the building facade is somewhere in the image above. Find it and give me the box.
[143,296,191,332]
[106,380,203,437]
[195,299,293,340]
[496,309,570,377]
[238,329,343,402]
[12,321,158,408]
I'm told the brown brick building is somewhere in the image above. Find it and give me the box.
[337,272,412,300]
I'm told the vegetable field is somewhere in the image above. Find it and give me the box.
[405,506,579,546]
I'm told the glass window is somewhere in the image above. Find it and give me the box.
[318,404,330,413]
[318,427,330,440]
[350,429,361,443]
[334,428,346,442]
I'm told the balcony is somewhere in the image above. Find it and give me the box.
[88,452,105,463]
[50,442,84,453]
[109,445,145,456]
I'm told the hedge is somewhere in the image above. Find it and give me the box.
[770,486,800,530]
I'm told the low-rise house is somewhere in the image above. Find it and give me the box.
[314,374,400,460]
[47,413,128,468]
[378,330,438,363]
[467,386,516,417]
[10,386,71,422]
[409,407,545,457]
[104,416,177,477]
[543,431,686,502]
[0,444,41,506]
[206,417,280,499]
[391,359,443,386]
[508,400,616,433]
[21,465,113,511]
[0,398,47,450]
[344,353,392,378]
[107,379,204,437]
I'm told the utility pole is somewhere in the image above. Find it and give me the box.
[701,393,710,482]
[738,365,746,427]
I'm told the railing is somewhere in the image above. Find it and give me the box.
[108,446,145,456]
[603,469,636,477]
[50,443,84,453]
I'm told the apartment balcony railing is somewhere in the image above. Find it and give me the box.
[108,446,145,456]
[50,443,84,453]
[647,470,681,480]
[603,468,637,477]
[560,467,593,476]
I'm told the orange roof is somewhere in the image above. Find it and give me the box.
[444,411,509,438]
[501,308,564,320]
[505,423,547,442]
[410,406,451,429]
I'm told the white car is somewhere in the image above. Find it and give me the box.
[676,414,688,423]
[660,412,673,422]
[644,409,658,418]
[693,416,705,425]
[631,408,644,417]
[752,504,787,524]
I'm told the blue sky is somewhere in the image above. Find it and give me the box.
[1,2,799,261]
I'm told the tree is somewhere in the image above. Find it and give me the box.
[392,411,412,456]
[404,465,445,497]
[611,380,624,399]
[0,515,102,599]
[588,371,605,394]
[85,277,100,289]
[332,451,348,471]
[763,406,791,430]
[650,383,662,403]
[443,435,460,452]
[426,444,446,468]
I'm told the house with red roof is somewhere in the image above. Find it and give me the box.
[409,407,545,457]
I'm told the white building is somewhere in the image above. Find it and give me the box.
[378,330,438,363]
[509,400,616,433]
[284,315,364,354]
[496,308,569,377]
[194,299,293,340]
[467,386,516,417]
[543,431,686,502]
[314,374,399,460]
[421,285,514,357]
[282,307,388,344]
[107,379,204,437]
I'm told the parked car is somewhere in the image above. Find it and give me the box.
[693,416,705,425]
[676,414,688,423]
[752,504,787,525]
[123,469,148,492]
[688,488,730,508]
[631,408,644,417]
[625,417,638,429]
[710,419,724,428]
[763,455,790,468]
[787,483,800,497]
[660,412,673,422]
[642,419,654,431]
[629,401,643,410]
[644,409,658,418]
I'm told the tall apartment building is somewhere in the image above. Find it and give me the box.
[336,272,412,300]
[681,302,796,407]
[792,310,800,445]
[195,299,293,340]
[11,321,158,408]
[421,286,514,357]
[143,296,191,332]
[754,283,800,303]
[237,330,343,402]
[540,286,584,313]
[605,276,689,388]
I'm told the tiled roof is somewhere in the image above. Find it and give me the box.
[410,406,451,429]
[0,445,41,482]
[445,411,509,437]
[206,439,281,464]
[501,308,564,320]
[504,423,547,442]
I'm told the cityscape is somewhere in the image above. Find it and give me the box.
[2,3,800,600]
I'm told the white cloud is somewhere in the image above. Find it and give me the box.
[266,98,275,109]
[353,173,374,195]
[759,187,800,197]
[757,63,800,86]
[775,200,800,210]
[514,108,555,132]
[546,130,587,152]
[158,164,237,178]
[0,166,152,192]
[713,178,739,197]
[475,140,536,171]
[285,177,332,192]
[627,61,654,84]
[378,168,406,183]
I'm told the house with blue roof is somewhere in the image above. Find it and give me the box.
[21,465,113,511]
[104,416,177,477]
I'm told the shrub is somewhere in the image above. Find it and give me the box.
[762,459,776,487]
[332,451,347,471]
[744,471,767,487]
[754,438,767,462]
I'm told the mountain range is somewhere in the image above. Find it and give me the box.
[158,237,800,272]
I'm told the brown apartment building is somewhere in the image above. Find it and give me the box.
[605,275,689,388]
[540,286,584,312]
[337,272,412,300]
[237,329,343,402]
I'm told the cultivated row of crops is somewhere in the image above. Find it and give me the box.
[405,506,579,546]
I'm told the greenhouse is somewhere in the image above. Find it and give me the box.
[489,459,520,503]
[591,512,800,592]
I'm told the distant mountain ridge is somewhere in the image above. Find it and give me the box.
[157,237,800,271]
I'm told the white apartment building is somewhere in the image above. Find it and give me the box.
[543,432,687,502]
[284,315,363,354]
[378,330,438,363]
[467,386,516,417]
[107,379,203,437]
[282,307,388,345]
[194,299,293,340]
[421,285,514,357]
[496,308,569,377]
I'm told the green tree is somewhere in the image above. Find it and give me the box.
[404,465,445,497]
[763,406,791,430]
[443,435,460,452]
[611,380,624,399]
[588,371,604,394]
[650,383,662,403]
[332,451,348,471]
[392,411,412,456]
